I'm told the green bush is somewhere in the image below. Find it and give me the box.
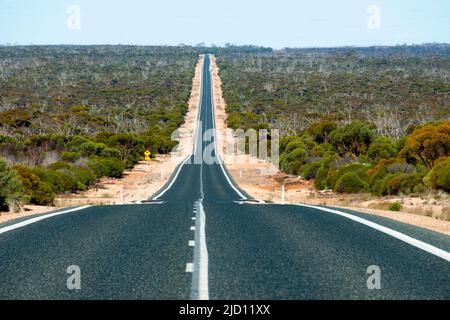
[72,167,97,190]
[326,163,369,190]
[80,141,107,157]
[284,139,304,155]
[100,147,121,159]
[427,157,450,192]
[47,161,72,171]
[334,172,368,193]
[380,173,408,195]
[280,146,307,175]
[376,172,425,196]
[13,164,55,205]
[300,162,322,180]
[367,136,397,163]
[61,151,81,163]
[400,172,426,195]
[389,202,402,211]
[314,165,330,190]
[368,159,397,194]
[31,182,55,205]
[88,157,124,178]
[32,168,69,193]
[0,158,27,212]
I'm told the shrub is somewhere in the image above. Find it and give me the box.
[280,147,307,175]
[380,173,408,195]
[61,151,81,163]
[376,172,425,196]
[280,136,299,154]
[13,164,54,205]
[72,167,97,190]
[368,159,401,194]
[314,165,330,190]
[0,158,27,212]
[300,162,322,180]
[32,168,70,193]
[367,136,397,163]
[32,182,55,205]
[401,172,426,195]
[387,163,416,174]
[100,147,121,159]
[284,138,304,154]
[47,161,72,171]
[326,163,369,190]
[389,202,402,211]
[427,157,450,192]
[88,157,124,178]
[80,141,107,157]
[334,172,368,193]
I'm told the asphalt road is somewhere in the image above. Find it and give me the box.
[0,55,449,300]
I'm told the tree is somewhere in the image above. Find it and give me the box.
[367,136,397,162]
[330,121,375,156]
[307,120,337,144]
[400,121,450,169]
[107,134,145,164]
[0,158,27,212]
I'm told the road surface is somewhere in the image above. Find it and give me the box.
[0,55,449,300]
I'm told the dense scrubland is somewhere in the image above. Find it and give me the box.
[0,45,200,211]
[216,44,450,199]
[0,44,449,212]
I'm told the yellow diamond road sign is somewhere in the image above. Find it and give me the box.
[144,150,151,161]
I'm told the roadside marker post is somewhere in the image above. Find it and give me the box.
[281,185,285,205]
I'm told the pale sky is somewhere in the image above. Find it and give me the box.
[0,0,449,48]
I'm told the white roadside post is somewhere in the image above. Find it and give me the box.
[281,185,285,205]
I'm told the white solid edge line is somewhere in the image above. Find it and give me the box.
[209,55,247,200]
[152,154,191,200]
[295,204,450,263]
[0,205,92,236]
